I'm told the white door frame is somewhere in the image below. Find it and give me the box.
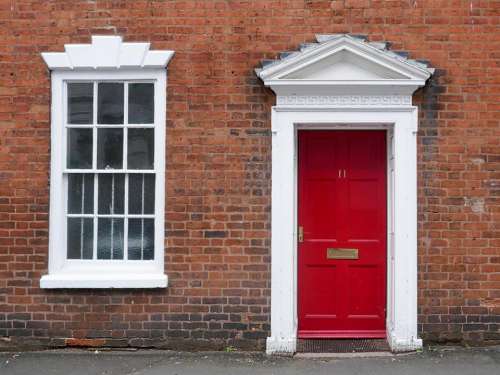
[255,34,433,355]
[266,106,422,354]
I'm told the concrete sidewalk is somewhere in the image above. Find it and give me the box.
[1,346,499,375]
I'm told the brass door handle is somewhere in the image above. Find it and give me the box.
[298,226,303,243]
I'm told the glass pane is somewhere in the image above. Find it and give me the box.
[67,217,93,259]
[142,219,154,260]
[98,174,124,214]
[67,128,92,169]
[128,218,154,260]
[68,83,93,124]
[68,174,94,214]
[129,83,154,124]
[129,174,155,214]
[97,218,124,260]
[128,128,154,169]
[98,82,124,124]
[97,128,123,169]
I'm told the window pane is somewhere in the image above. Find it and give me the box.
[129,174,155,214]
[67,128,92,169]
[97,128,123,169]
[98,83,124,124]
[68,83,93,124]
[98,174,124,214]
[128,218,154,260]
[67,217,93,259]
[142,219,154,260]
[129,83,154,124]
[128,128,154,169]
[68,174,94,214]
[97,218,124,260]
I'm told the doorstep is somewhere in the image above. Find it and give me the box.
[295,339,392,358]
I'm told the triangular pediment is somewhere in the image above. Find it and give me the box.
[256,34,433,91]
[282,49,409,80]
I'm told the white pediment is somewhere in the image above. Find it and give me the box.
[282,49,409,80]
[256,34,433,98]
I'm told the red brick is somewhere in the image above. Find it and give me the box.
[0,0,498,350]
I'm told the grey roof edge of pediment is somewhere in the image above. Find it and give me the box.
[255,34,435,82]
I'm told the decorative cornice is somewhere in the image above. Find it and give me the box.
[42,35,174,70]
[276,94,412,107]
[256,34,434,81]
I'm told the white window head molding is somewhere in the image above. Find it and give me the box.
[40,36,174,289]
[257,34,433,355]
[41,35,174,70]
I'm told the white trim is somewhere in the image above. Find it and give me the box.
[42,35,174,70]
[41,43,172,288]
[267,109,421,355]
[40,273,167,289]
[277,94,412,107]
[259,35,431,355]
[257,35,433,82]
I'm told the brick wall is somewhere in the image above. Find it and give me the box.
[0,0,498,350]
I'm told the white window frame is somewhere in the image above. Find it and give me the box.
[40,36,174,288]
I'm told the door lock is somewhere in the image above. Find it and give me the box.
[298,226,304,243]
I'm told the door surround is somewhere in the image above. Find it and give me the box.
[256,34,433,355]
[267,112,420,355]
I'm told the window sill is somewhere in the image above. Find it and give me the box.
[40,273,168,289]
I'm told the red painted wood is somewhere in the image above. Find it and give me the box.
[298,130,387,338]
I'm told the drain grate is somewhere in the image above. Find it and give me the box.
[296,339,390,353]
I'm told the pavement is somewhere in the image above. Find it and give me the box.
[1,346,499,375]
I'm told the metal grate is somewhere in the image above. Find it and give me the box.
[296,339,390,353]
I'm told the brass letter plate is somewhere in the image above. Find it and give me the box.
[327,248,359,260]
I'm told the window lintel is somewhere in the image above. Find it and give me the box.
[42,35,174,71]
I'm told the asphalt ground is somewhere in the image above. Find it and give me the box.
[1,345,499,375]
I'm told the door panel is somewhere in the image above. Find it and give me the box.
[300,133,342,242]
[306,180,339,240]
[303,265,339,318]
[347,264,383,317]
[346,180,380,239]
[298,130,387,338]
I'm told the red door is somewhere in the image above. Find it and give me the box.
[298,130,387,338]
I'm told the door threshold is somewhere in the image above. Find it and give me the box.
[296,338,390,354]
[298,329,387,339]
